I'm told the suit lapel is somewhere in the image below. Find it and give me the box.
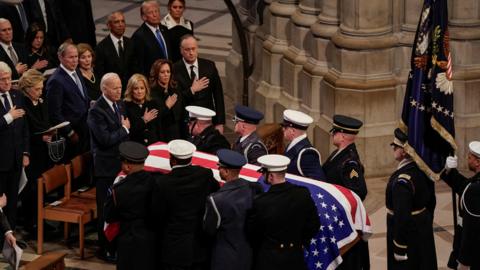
[58,68,87,101]
[98,96,120,124]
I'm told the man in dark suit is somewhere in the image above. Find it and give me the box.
[231,104,267,165]
[23,0,71,48]
[46,43,90,160]
[0,61,29,230]
[56,0,95,47]
[87,72,130,262]
[203,149,262,270]
[151,139,219,270]
[95,11,138,90]
[173,34,225,132]
[0,1,27,43]
[0,18,28,80]
[282,109,326,181]
[131,0,171,75]
[186,105,230,154]
[246,154,319,270]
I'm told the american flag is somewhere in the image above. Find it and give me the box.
[107,142,372,269]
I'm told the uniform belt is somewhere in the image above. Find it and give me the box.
[386,207,426,216]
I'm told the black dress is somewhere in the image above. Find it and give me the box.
[26,47,58,74]
[21,96,53,229]
[151,85,187,142]
[81,72,101,100]
[124,100,159,145]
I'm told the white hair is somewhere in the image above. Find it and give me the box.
[0,61,12,74]
[100,73,120,92]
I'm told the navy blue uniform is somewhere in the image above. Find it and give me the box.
[284,137,326,180]
[204,178,262,270]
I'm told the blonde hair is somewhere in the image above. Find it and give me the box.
[124,74,151,102]
[18,69,44,91]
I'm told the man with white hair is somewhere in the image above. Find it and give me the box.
[282,109,326,180]
[442,142,480,270]
[87,72,130,262]
[187,105,229,154]
[0,61,29,230]
[0,18,28,79]
[151,139,219,270]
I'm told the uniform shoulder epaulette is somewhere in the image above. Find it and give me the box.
[397,174,412,185]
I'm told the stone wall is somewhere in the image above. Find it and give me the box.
[225,0,480,177]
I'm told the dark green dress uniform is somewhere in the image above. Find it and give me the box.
[191,124,230,154]
[246,182,319,270]
[442,169,480,269]
[323,143,367,201]
[386,159,437,270]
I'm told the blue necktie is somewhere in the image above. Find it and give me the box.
[2,94,11,111]
[72,72,85,99]
[113,102,121,122]
[155,28,168,59]
[17,4,28,32]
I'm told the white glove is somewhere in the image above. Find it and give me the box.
[445,155,458,169]
[394,253,408,261]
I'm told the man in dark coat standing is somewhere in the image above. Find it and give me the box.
[0,194,17,248]
[186,105,230,154]
[95,11,139,90]
[23,0,71,48]
[231,105,267,165]
[282,109,326,180]
[322,114,369,270]
[0,61,29,230]
[442,141,480,270]
[131,0,171,75]
[0,18,28,80]
[151,139,219,270]
[0,1,27,43]
[87,72,130,262]
[203,149,263,270]
[246,154,319,270]
[386,128,437,270]
[173,34,225,132]
[46,43,90,160]
[104,141,155,270]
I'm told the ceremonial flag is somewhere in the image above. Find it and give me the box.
[401,0,456,180]
[144,142,372,270]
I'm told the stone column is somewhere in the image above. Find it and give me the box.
[322,0,398,176]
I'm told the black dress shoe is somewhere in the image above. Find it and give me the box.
[95,249,116,263]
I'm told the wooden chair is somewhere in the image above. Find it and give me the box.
[37,164,94,259]
[70,153,97,218]
[70,152,95,200]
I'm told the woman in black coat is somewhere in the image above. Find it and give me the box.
[18,69,54,233]
[123,74,159,145]
[24,23,58,73]
[149,59,186,142]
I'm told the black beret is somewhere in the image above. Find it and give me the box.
[119,141,149,163]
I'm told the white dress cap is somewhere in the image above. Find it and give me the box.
[168,139,197,159]
[469,141,480,158]
[186,105,216,120]
[257,154,291,172]
[283,109,313,129]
